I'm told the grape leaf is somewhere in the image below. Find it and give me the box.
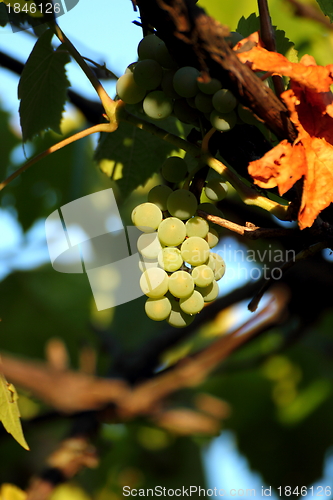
[315,0,333,22]
[18,28,70,142]
[95,115,188,198]
[237,13,298,62]
[237,45,333,228]
[0,367,29,450]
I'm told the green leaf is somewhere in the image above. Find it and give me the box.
[0,368,29,450]
[94,114,188,199]
[18,28,70,142]
[315,0,333,22]
[237,13,298,61]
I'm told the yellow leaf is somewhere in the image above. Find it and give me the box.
[0,366,29,450]
[0,484,27,500]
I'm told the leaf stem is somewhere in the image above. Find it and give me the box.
[120,109,290,220]
[51,23,117,121]
[0,123,113,192]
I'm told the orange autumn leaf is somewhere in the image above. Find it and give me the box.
[236,39,333,229]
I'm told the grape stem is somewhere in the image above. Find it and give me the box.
[197,210,296,239]
[120,109,290,220]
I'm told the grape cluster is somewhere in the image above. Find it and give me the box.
[132,157,227,328]
[116,33,243,131]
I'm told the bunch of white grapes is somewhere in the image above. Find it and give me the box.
[116,33,246,131]
[132,156,228,328]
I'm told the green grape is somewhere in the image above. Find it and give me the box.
[191,264,214,287]
[237,104,258,125]
[145,296,172,321]
[143,91,173,120]
[167,298,195,328]
[158,217,186,246]
[167,189,198,220]
[125,62,137,74]
[212,253,226,280]
[186,96,197,109]
[173,66,200,98]
[133,59,163,90]
[140,268,169,298]
[212,89,237,113]
[161,156,188,183]
[197,78,222,95]
[137,232,162,259]
[179,290,204,315]
[137,34,163,60]
[205,179,228,202]
[194,92,213,113]
[185,216,209,238]
[158,247,183,272]
[181,236,210,266]
[131,202,162,232]
[139,258,159,272]
[210,110,237,132]
[148,185,173,211]
[205,227,219,248]
[196,280,219,302]
[168,270,194,299]
[116,73,146,104]
[155,41,176,69]
[161,70,181,99]
[205,253,216,271]
[173,98,199,124]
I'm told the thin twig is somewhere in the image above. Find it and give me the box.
[258,0,285,97]
[0,123,114,192]
[197,211,294,239]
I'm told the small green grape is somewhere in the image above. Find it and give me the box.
[161,156,188,183]
[179,290,204,315]
[158,217,186,246]
[167,189,198,220]
[167,298,195,328]
[133,59,163,90]
[137,232,162,259]
[131,202,162,232]
[137,34,163,60]
[194,92,213,113]
[140,267,169,298]
[158,247,183,272]
[212,253,226,281]
[145,296,172,321]
[210,110,237,132]
[161,70,181,99]
[191,264,214,287]
[205,227,219,248]
[196,280,219,302]
[116,73,146,104]
[185,216,209,238]
[148,185,173,211]
[143,91,173,120]
[173,66,200,98]
[173,99,199,124]
[205,179,228,202]
[181,236,210,266]
[169,270,194,299]
[212,89,237,113]
[197,78,222,95]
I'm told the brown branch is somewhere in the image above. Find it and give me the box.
[285,0,333,30]
[197,210,295,239]
[258,0,285,97]
[136,0,297,142]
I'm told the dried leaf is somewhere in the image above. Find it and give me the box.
[237,41,333,228]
